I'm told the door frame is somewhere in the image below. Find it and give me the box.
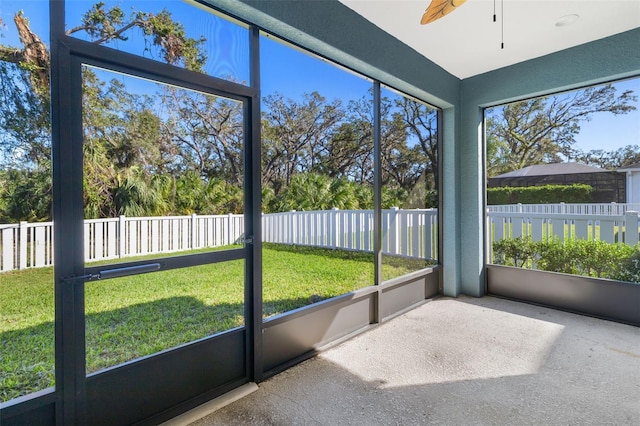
[51,34,261,424]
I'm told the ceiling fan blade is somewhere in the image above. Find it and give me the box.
[421,0,467,25]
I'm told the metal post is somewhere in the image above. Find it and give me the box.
[51,1,87,423]
[373,81,382,323]
[247,24,263,383]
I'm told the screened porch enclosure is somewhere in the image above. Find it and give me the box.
[0,0,638,424]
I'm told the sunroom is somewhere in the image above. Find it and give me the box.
[0,0,639,424]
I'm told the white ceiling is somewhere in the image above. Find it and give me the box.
[339,0,640,79]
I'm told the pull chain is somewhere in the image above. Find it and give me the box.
[501,0,504,49]
[494,0,504,49]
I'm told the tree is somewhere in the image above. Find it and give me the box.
[166,171,243,215]
[576,145,640,170]
[0,2,206,145]
[161,87,244,185]
[486,85,636,177]
[260,90,440,212]
[0,3,211,220]
[314,96,374,184]
[0,58,51,168]
[1,3,444,220]
[379,96,413,190]
[261,92,343,195]
[397,97,439,190]
[0,166,52,222]
[269,173,370,213]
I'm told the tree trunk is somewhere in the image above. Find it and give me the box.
[13,12,50,94]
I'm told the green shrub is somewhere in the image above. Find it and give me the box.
[487,184,593,205]
[574,240,633,278]
[613,244,640,283]
[536,238,579,274]
[493,237,638,283]
[492,236,537,267]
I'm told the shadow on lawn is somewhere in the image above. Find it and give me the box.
[1,293,332,403]
[264,242,436,271]
[263,242,375,261]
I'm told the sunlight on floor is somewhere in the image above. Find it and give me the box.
[320,298,565,388]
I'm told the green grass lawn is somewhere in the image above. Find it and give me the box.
[1,243,431,402]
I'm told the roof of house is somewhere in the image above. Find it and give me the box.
[618,162,640,171]
[492,163,607,179]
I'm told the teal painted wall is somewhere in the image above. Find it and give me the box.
[206,1,640,298]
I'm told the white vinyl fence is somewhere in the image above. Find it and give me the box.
[0,221,54,272]
[4,205,639,273]
[0,214,245,272]
[488,210,640,247]
[488,202,640,216]
[84,214,245,262]
[0,208,438,273]
[263,208,438,260]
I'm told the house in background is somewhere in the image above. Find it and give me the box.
[619,162,640,203]
[488,162,626,202]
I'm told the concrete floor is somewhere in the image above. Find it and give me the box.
[188,296,640,425]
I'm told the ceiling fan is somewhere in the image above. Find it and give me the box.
[421,0,467,25]
[421,0,504,49]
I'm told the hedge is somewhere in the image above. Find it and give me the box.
[492,236,640,282]
[487,184,593,205]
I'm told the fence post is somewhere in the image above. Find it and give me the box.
[486,213,493,263]
[624,211,639,246]
[226,213,233,245]
[389,207,399,255]
[118,215,126,258]
[332,208,339,248]
[288,210,296,245]
[191,213,197,249]
[19,221,28,269]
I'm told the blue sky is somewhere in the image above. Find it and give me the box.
[1,0,638,154]
[572,78,640,152]
[260,34,372,104]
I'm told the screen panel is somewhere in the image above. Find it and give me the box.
[65,0,250,84]
[0,0,55,403]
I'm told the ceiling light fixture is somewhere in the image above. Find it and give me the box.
[555,14,579,27]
